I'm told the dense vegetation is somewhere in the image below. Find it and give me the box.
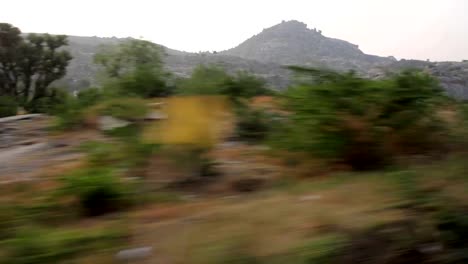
[275,67,447,169]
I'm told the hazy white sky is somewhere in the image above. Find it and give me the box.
[2,0,467,61]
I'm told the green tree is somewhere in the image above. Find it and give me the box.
[176,64,232,95]
[0,23,72,106]
[224,71,269,99]
[177,65,270,99]
[0,23,22,97]
[94,39,170,97]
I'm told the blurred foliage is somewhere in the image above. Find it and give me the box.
[226,71,272,99]
[177,65,231,95]
[76,87,103,108]
[59,168,132,216]
[80,138,157,169]
[297,234,347,264]
[95,39,172,98]
[24,87,70,114]
[94,39,164,78]
[277,67,447,169]
[176,65,269,99]
[0,23,72,106]
[5,225,126,264]
[52,88,104,130]
[114,65,172,97]
[235,105,272,142]
[54,95,148,130]
[0,95,18,117]
[93,97,149,121]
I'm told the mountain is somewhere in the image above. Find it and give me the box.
[60,36,289,91]
[59,20,468,99]
[221,20,396,72]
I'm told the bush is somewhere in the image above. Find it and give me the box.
[95,97,149,121]
[0,96,18,117]
[281,67,446,170]
[80,141,127,167]
[115,66,171,98]
[76,87,103,108]
[25,87,69,114]
[236,106,272,142]
[60,168,131,216]
[223,71,270,99]
[176,64,232,95]
[53,102,85,130]
[176,65,270,100]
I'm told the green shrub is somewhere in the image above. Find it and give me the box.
[53,104,85,130]
[223,71,270,99]
[176,64,231,95]
[97,97,148,120]
[60,168,131,216]
[115,66,170,98]
[80,140,157,169]
[176,65,270,100]
[281,67,446,170]
[25,87,70,114]
[0,96,18,117]
[298,234,347,264]
[236,106,272,142]
[76,87,103,108]
[80,141,127,166]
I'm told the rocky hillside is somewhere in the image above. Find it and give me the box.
[59,21,468,99]
[368,59,468,99]
[61,36,289,90]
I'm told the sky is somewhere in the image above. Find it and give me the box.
[2,0,467,61]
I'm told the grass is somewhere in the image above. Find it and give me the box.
[126,172,405,263]
[0,134,468,264]
[111,155,468,264]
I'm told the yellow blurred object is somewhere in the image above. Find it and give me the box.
[143,96,232,147]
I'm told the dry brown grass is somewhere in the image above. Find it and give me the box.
[124,172,405,264]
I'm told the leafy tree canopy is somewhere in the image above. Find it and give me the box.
[0,23,72,105]
[94,39,170,97]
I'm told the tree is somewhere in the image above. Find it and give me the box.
[0,23,22,97]
[20,34,72,101]
[0,23,72,105]
[224,71,269,99]
[176,64,232,95]
[176,65,270,99]
[94,39,170,97]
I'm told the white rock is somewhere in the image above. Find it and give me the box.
[98,116,130,131]
[115,247,152,262]
[298,194,322,202]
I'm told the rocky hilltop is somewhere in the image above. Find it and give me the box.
[221,20,396,72]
